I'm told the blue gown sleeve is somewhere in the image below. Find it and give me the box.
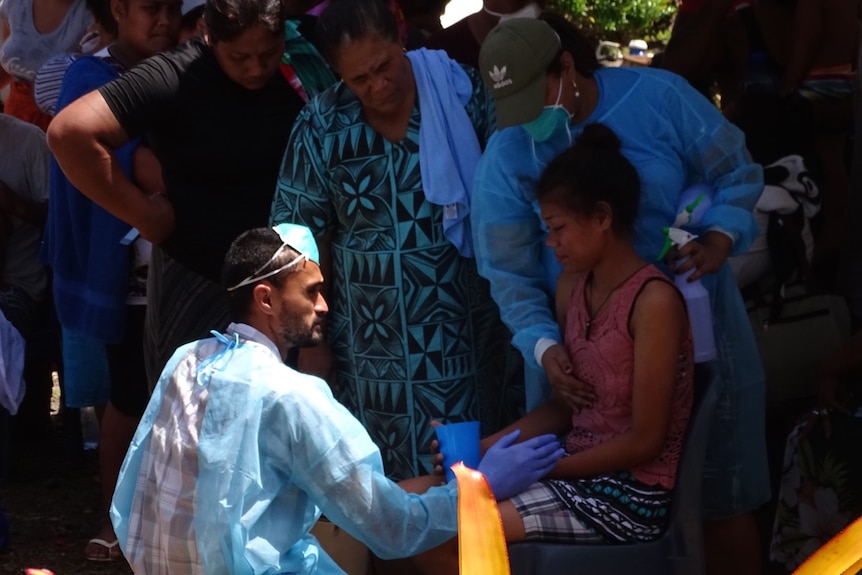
[271,378,458,559]
[664,74,762,254]
[269,100,335,234]
[472,130,562,369]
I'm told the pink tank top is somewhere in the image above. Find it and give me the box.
[564,265,694,489]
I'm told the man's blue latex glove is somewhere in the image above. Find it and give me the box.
[477,429,566,501]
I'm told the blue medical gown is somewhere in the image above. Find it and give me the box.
[473,67,770,515]
[474,65,761,400]
[111,323,457,574]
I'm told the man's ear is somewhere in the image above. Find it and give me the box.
[252,282,276,316]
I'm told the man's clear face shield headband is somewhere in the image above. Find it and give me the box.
[226,231,310,292]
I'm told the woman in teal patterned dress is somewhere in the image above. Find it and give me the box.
[270,0,521,480]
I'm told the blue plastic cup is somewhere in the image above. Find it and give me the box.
[434,421,481,482]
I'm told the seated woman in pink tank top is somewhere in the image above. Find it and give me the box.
[492,122,696,546]
[475,123,696,547]
[400,123,696,574]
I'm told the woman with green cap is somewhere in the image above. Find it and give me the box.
[473,13,768,575]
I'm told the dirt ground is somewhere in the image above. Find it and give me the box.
[1,414,131,575]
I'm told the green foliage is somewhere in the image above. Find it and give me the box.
[547,0,677,44]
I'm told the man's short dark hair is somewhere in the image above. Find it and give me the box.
[222,227,303,320]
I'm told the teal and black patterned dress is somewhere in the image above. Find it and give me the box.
[270,66,522,480]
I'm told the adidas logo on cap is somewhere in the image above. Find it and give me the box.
[488,65,512,90]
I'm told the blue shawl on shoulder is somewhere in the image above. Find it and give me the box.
[407,48,481,257]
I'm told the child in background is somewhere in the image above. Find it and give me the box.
[33,0,117,117]
[34,0,206,117]
[770,328,862,571]
[406,124,695,574]
[0,0,93,129]
[40,0,181,560]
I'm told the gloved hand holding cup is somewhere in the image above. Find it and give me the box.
[434,421,482,482]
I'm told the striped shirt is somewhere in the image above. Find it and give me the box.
[110,322,458,574]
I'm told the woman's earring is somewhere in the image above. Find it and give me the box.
[573,79,581,100]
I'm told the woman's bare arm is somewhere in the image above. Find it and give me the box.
[480,399,572,454]
[132,145,165,196]
[47,89,175,243]
[547,280,688,479]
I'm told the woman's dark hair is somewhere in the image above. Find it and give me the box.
[204,0,285,43]
[87,0,117,36]
[182,4,205,30]
[537,123,640,237]
[316,0,400,63]
[222,227,303,320]
[540,11,599,78]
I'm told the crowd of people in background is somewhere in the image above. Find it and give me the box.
[0,0,860,573]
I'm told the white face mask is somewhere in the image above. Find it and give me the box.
[483,2,542,21]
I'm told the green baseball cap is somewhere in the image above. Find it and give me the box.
[479,18,561,128]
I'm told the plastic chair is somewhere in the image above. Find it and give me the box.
[508,362,720,575]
